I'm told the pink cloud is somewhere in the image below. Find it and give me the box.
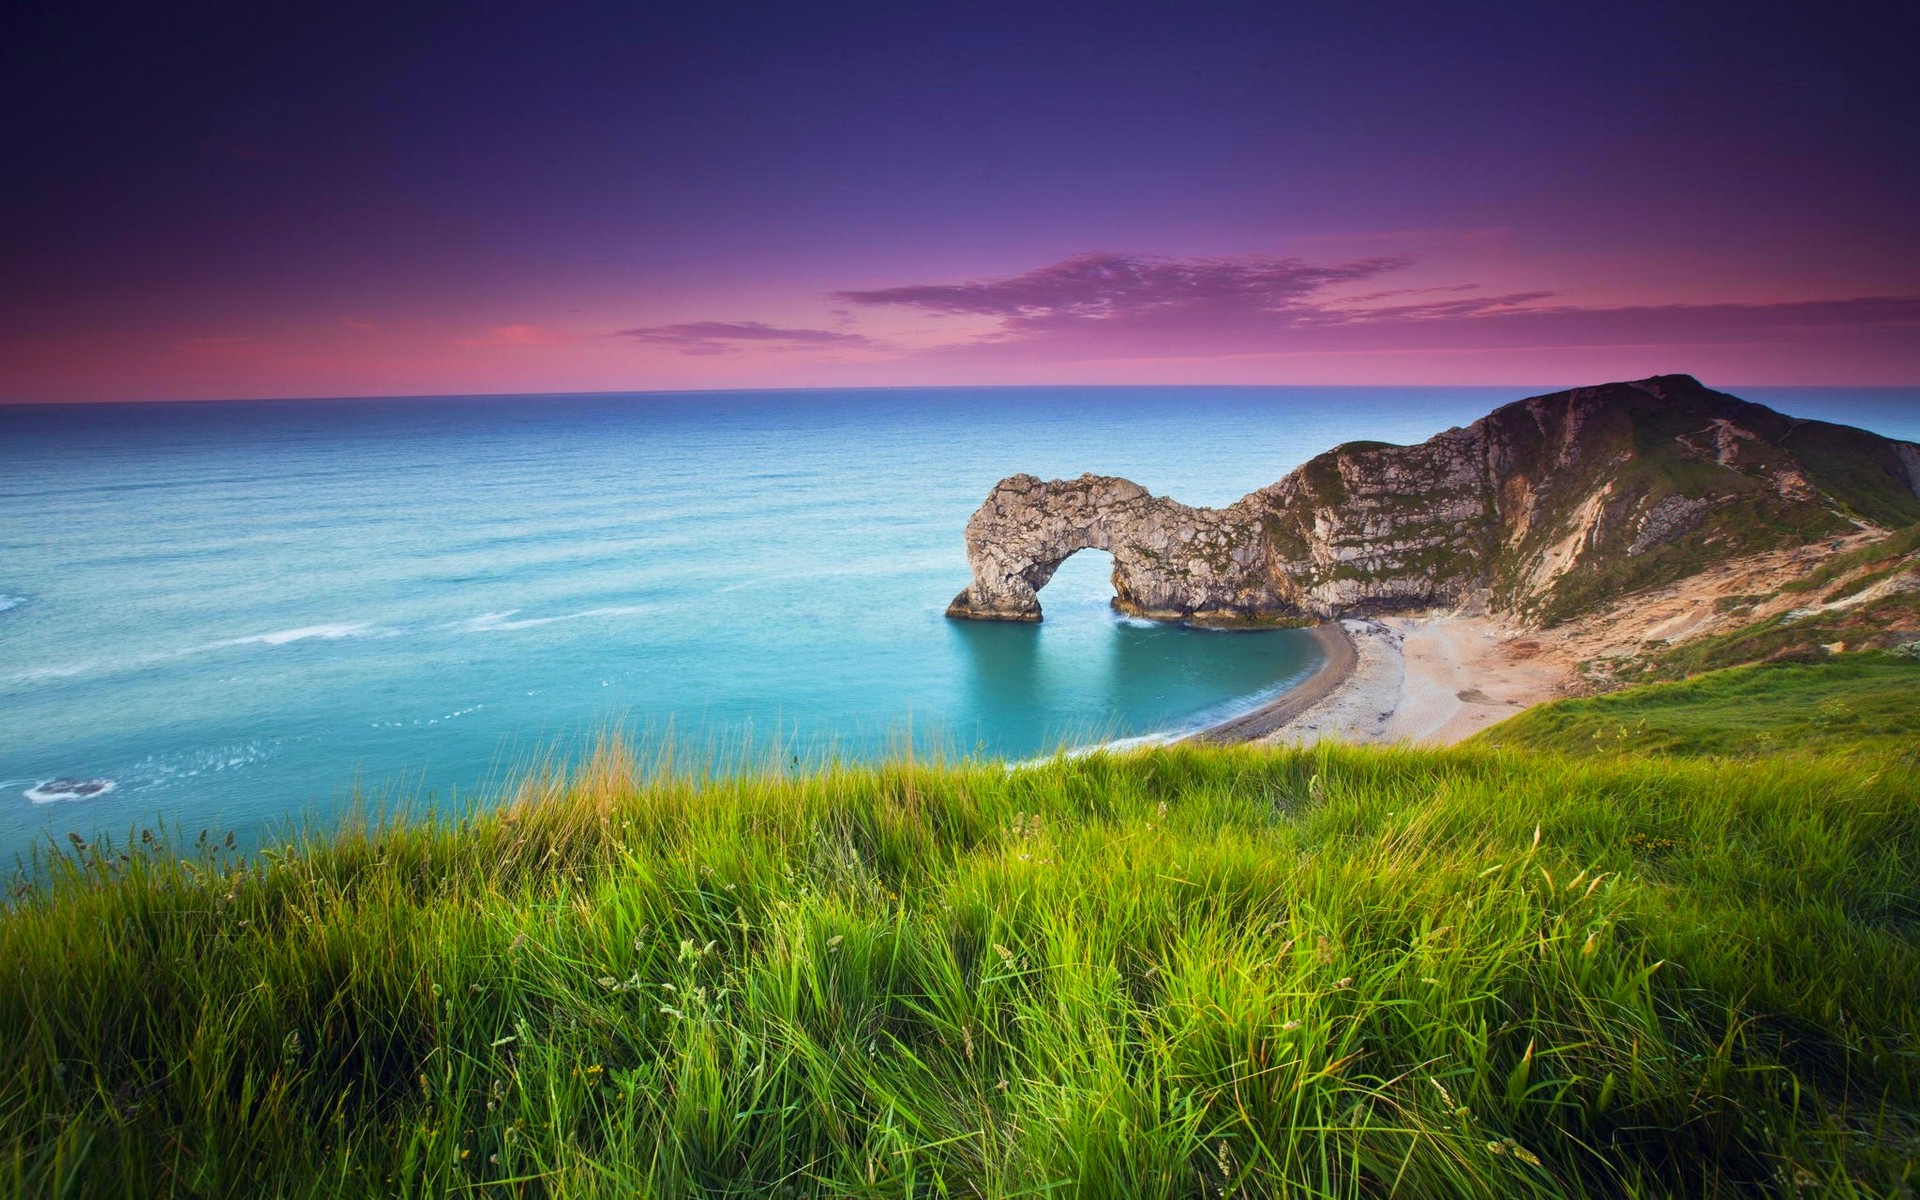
[828,252,1920,364]
[834,252,1409,323]
[614,320,880,356]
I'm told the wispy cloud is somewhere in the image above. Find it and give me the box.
[834,252,1408,325]
[828,252,1920,362]
[1324,295,1920,342]
[615,320,880,356]
[1308,291,1560,324]
[604,252,1920,375]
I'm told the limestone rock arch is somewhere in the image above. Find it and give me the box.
[944,473,1288,623]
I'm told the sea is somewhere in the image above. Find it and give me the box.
[4,385,1917,862]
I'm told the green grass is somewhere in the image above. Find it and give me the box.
[2,734,1916,1197]
[1475,655,1920,760]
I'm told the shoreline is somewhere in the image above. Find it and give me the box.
[1187,532,1895,750]
[1187,623,1358,744]
[1196,614,1571,747]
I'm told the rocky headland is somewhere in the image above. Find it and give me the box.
[948,375,1920,744]
[948,374,1920,629]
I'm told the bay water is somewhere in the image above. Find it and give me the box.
[4,385,1915,860]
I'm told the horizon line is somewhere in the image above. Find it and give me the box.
[8,378,1920,408]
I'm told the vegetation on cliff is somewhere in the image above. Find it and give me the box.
[1560,521,1920,687]
[3,663,1916,1197]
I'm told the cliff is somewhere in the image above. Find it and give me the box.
[947,375,1920,626]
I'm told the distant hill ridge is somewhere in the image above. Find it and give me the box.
[947,375,1920,626]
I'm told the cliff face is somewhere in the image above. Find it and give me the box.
[947,375,1920,626]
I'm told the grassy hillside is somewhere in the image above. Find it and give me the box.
[1,734,1915,1197]
[1475,655,1920,759]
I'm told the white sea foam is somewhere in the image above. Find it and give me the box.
[127,739,279,788]
[453,604,650,632]
[1007,731,1175,772]
[11,661,104,682]
[8,620,396,684]
[221,622,383,647]
[0,595,25,614]
[371,704,484,729]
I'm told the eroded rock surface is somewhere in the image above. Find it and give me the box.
[948,375,1920,626]
[945,473,1280,622]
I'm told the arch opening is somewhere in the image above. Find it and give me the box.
[1023,546,1132,619]
[950,532,1145,623]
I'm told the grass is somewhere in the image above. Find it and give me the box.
[1475,654,1920,760]
[1,730,1916,1197]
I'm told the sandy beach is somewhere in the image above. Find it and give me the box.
[1193,528,1906,749]
[1198,614,1570,748]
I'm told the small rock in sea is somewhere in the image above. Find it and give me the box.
[24,778,116,803]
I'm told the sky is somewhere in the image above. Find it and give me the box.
[2,0,1915,401]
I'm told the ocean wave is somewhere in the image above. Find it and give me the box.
[218,622,389,647]
[24,777,116,804]
[452,604,650,632]
[1008,731,1174,771]
[0,594,25,615]
[371,703,485,729]
[8,620,399,683]
[125,738,282,788]
[10,660,104,682]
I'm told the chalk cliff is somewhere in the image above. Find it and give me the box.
[947,375,1920,626]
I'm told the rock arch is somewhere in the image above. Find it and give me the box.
[944,473,1287,623]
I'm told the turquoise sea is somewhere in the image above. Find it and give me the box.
[4,386,1917,860]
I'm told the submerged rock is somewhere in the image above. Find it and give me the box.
[24,778,116,803]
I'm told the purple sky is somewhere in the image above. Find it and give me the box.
[2,1,1915,400]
